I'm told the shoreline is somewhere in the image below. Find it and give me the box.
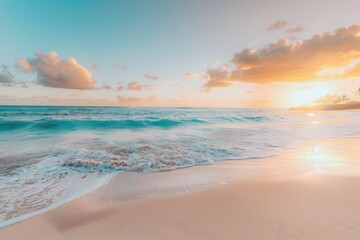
[289,102,360,111]
[1,137,360,239]
[0,172,117,229]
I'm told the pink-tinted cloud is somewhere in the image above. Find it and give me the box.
[144,73,158,80]
[127,81,157,91]
[116,95,159,104]
[92,63,98,71]
[116,85,125,91]
[147,95,159,102]
[204,25,360,89]
[15,51,96,90]
[288,35,298,41]
[116,95,141,103]
[184,73,200,80]
[15,60,31,73]
[203,64,240,89]
[266,20,287,31]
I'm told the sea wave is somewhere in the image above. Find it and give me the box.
[0,118,208,132]
[0,106,359,228]
[0,115,280,132]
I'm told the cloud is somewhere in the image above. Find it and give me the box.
[203,65,240,89]
[144,73,158,80]
[102,84,112,90]
[286,27,304,33]
[204,25,360,89]
[92,63,98,71]
[116,95,159,104]
[344,63,360,76]
[184,73,200,80]
[68,93,82,98]
[122,66,128,72]
[15,60,31,73]
[266,20,287,31]
[322,62,360,79]
[127,81,157,91]
[15,51,96,90]
[288,35,298,41]
[0,65,14,85]
[0,93,115,105]
[0,95,16,100]
[116,85,125,91]
[116,95,141,103]
[147,95,159,102]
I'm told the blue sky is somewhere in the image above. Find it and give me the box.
[0,0,359,107]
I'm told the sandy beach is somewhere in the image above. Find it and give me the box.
[1,137,359,240]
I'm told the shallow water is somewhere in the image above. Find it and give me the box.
[0,106,359,228]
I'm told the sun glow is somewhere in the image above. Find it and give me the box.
[290,85,330,107]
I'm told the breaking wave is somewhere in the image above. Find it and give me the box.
[0,106,359,228]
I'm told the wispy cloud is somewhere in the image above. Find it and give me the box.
[117,95,141,103]
[0,65,14,86]
[117,95,159,104]
[68,93,82,98]
[286,27,304,33]
[144,73,158,80]
[127,81,157,91]
[184,73,200,80]
[266,20,287,31]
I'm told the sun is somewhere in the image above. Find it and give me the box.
[290,86,330,107]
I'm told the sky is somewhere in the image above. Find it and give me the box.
[0,0,359,108]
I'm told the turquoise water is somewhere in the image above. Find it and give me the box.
[0,106,359,228]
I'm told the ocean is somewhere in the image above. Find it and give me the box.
[0,106,359,228]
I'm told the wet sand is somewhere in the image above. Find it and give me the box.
[1,137,359,240]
